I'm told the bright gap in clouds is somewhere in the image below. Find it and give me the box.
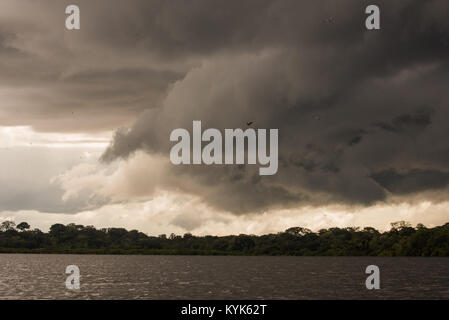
[1,192,449,236]
[0,126,111,148]
[0,125,111,214]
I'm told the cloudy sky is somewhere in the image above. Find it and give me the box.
[1,0,449,235]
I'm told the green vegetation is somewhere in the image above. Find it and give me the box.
[0,220,448,256]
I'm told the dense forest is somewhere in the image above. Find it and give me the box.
[0,220,448,256]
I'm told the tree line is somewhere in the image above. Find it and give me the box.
[0,220,448,256]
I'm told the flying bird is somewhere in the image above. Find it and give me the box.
[246,121,254,126]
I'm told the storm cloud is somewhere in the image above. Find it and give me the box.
[97,0,449,213]
[2,0,449,215]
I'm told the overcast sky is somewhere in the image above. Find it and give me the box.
[1,0,449,235]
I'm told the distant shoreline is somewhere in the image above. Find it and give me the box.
[1,220,448,256]
[1,250,448,256]
[0,248,241,255]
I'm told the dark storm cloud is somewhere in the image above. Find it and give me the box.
[373,108,434,133]
[99,0,449,213]
[371,169,449,195]
[0,0,187,133]
[3,0,449,213]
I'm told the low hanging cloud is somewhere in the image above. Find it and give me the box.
[371,169,449,195]
[97,0,449,214]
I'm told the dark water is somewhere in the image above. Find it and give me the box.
[0,254,448,299]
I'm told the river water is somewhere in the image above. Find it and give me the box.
[0,254,447,299]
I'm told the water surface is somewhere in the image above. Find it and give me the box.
[0,254,447,299]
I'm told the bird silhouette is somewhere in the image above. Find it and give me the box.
[246,121,254,126]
